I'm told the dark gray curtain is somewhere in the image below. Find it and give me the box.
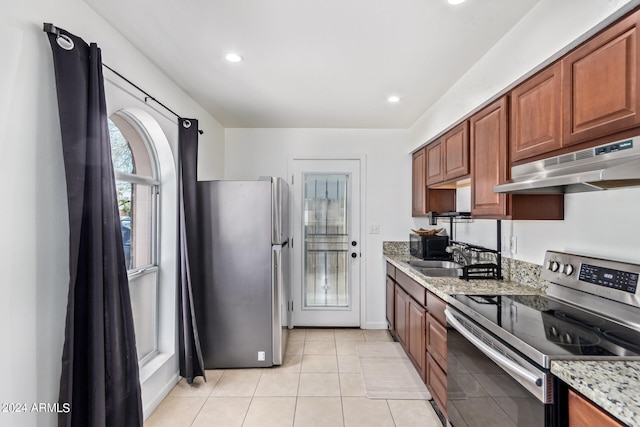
[45,24,143,427]
[177,118,206,383]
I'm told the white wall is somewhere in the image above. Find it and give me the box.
[224,128,413,328]
[1,1,224,425]
[409,0,640,266]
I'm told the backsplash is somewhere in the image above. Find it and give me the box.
[382,241,409,256]
[382,241,548,291]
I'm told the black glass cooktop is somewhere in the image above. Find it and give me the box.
[449,294,640,363]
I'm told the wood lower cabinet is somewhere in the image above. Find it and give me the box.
[395,286,409,346]
[426,313,447,372]
[563,10,640,146]
[568,389,624,427]
[386,276,395,333]
[427,353,447,416]
[407,299,426,377]
[385,264,448,417]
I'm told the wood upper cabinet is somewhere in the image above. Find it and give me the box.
[568,389,624,427]
[426,122,469,185]
[412,146,455,217]
[510,62,563,162]
[563,10,640,146]
[442,121,470,181]
[426,142,444,185]
[470,96,509,218]
[412,148,427,216]
[471,96,564,219]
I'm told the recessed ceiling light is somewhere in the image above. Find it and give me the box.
[387,95,401,103]
[447,0,466,4]
[225,53,244,63]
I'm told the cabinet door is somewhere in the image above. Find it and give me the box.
[412,148,427,216]
[427,353,447,416]
[562,10,640,146]
[426,141,444,185]
[426,313,447,372]
[395,286,409,347]
[511,62,563,162]
[470,96,509,217]
[408,298,426,378]
[443,121,470,181]
[568,389,624,427]
[386,276,395,333]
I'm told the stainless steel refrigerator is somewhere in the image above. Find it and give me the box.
[195,177,290,368]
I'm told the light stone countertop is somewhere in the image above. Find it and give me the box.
[383,254,544,301]
[551,360,640,426]
[384,251,639,425]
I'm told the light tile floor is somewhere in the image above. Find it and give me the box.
[144,329,443,427]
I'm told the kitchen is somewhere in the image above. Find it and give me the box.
[3,0,640,426]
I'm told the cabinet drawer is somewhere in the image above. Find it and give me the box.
[396,270,426,306]
[427,353,447,416]
[426,291,446,325]
[427,313,447,372]
[568,389,624,427]
[386,262,396,280]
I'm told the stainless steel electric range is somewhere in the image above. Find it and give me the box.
[444,251,640,427]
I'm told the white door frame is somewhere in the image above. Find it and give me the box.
[288,155,367,328]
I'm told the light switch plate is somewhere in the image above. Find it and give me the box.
[369,224,380,234]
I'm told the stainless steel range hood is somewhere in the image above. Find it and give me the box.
[494,137,640,194]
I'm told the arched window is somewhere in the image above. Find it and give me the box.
[109,114,160,364]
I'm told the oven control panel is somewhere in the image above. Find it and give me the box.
[578,263,638,294]
[542,251,640,308]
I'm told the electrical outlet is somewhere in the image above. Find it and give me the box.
[510,236,517,254]
[258,351,265,361]
[369,224,380,234]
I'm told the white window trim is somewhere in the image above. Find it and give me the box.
[112,108,178,419]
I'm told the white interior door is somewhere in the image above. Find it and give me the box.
[291,159,361,327]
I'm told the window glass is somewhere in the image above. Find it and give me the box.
[109,117,159,363]
[109,120,135,174]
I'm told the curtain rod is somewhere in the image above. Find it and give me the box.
[43,23,204,135]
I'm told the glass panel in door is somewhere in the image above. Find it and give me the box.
[303,174,350,309]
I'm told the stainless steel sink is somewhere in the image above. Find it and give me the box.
[407,260,463,278]
[414,267,463,277]
[408,260,462,269]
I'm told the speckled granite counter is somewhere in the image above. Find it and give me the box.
[383,244,639,425]
[384,254,544,301]
[552,360,640,426]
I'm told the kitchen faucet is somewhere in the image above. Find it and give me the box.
[446,245,472,266]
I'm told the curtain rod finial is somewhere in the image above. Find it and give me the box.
[43,23,60,36]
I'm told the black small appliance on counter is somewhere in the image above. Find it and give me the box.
[409,234,451,260]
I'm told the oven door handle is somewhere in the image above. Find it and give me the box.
[445,309,543,388]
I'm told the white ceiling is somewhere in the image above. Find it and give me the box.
[85,0,540,128]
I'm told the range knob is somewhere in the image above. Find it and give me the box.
[548,260,560,272]
[549,326,559,337]
[562,263,575,276]
[561,333,573,345]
